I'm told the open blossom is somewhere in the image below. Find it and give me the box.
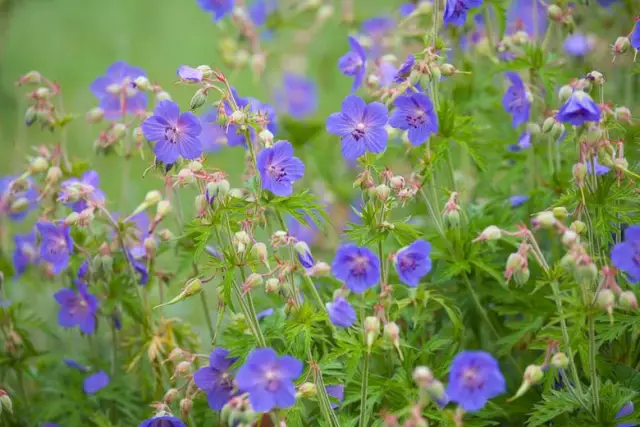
[256,141,305,197]
[338,36,367,92]
[326,384,345,409]
[507,0,547,39]
[389,92,438,146]
[446,350,506,412]
[90,61,147,120]
[59,170,105,213]
[276,73,318,119]
[0,176,39,221]
[84,371,110,394]
[199,109,228,153]
[235,347,303,412]
[586,156,610,175]
[332,244,380,293]
[196,0,233,21]
[556,91,601,126]
[249,0,277,27]
[326,95,388,160]
[509,195,529,208]
[139,415,186,427]
[502,72,531,127]
[55,282,99,334]
[142,100,202,164]
[361,17,395,58]
[395,239,433,287]
[37,222,73,274]
[563,33,594,57]
[443,0,483,27]
[611,226,640,283]
[12,231,39,277]
[177,65,203,82]
[193,348,238,410]
[326,296,356,327]
[615,401,636,427]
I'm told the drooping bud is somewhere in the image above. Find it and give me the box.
[190,88,208,110]
[412,366,434,388]
[265,278,280,293]
[243,273,263,292]
[24,106,37,126]
[294,241,314,269]
[157,200,172,218]
[512,30,529,46]
[510,365,544,402]
[251,242,269,268]
[180,398,193,417]
[613,37,630,55]
[145,190,163,206]
[550,352,569,369]
[17,71,42,85]
[29,156,49,173]
[561,230,579,247]
[542,117,556,134]
[271,230,290,247]
[575,261,598,286]
[168,348,184,361]
[534,211,556,228]
[194,194,208,213]
[586,124,602,143]
[384,321,403,360]
[174,360,192,377]
[308,261,331,276]
[558,85,573,104]
[64,212,80,226]
[86,107,104,123]
[527,122,541,135]
[474,225,502,242]
[570,220,586,234]
[614,107,632,123]
[0,390,12,415]
[552,207,568,220]
[425,379,447,406]
[163,388,179,403]
[297,382,317,398]
[597,288,615,324]
[154,278,203,309]
[375,184,391,201]
[572,163,587,187]
[364,316,380,351]
[389,175,405,190]
[619,291,638,311]
[440,63,456,77]
[258,129,274,147]
[46,166,63,184]
[234,231,251,253]
[156,91,172,101]
[229,110,246,124]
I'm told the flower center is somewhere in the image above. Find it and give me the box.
[267,164,287,182]
[264,369,280,391]
[407,110,426,128]
[165,126,181,144]
[351,255,369,276]
[462,367,483,389]
[351,123,366,141]
[399,255,416,271]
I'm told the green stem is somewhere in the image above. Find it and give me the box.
[359,352,371,427]
[199,290,215,343]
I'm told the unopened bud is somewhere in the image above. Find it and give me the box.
[587,71,604,85]
[157,200,171,217]
[512,30,529,46]
[177,168,195,186]
[575,262,598,286]
[443,209,460,228]
[389,175,405,190]
[619,291,638,311]
[24,106,37,126]
[614,107,632,123]
[514,267,530,286]
[190,88,208,110]
[158,228,174,241]
[229,188,244,199]
[175,360,192,376]
[230,110,246,124]
[46,166,63,183]
[154,278,203,310]
[561,230,579,246]
[195,194,208,213]
[309,261,331,276]
[542,117,556,134]
[251,242,269,266]
[586,124,602,143]
[244,273,263,290]
[475,225,502,242]
[163,388,179,403]
[294,241,314,269]
[558,85,573,104]
[86,107,104,123]
[145,190,162,205]
[364,316,380,351]
[28,156,48,174]
[384,321,400,345]
[234,231,251,253]
[613,36,630,54]
[259,129,274,147]
[18,71,42,85]
[527,122,541,135]
[10,198,29,214]
[597,289,615,311]
[0,391,12,415]
[573,163,587,185]
[375,184,390,201]
[180,398,193,416]
[298,382,317,398]
[134,76,152,91]
[534,211,556,228]
[413,366,434,388]
[156,91,172,101]
[271,230,289,247]
[552,206,568,220]
[317,4,334,22]
[570,220,586,233]
[64,212,80,226]
[551,352,569,369]
[440,63,456,77]
[168,348,184,361]
[265,278,280,293]
[509,364,544,401]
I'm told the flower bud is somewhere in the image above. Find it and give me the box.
[111,123,127,140]
[46,166,63,184]
[551,352,569,369]
[271,230,290,247]
[195,194,208,213]
[542,117,556,134]
[234,231,251,253]
[158,229,174,241]
[157,200,172,218]
[475,225,502,242]
[614,107,631,123]
[134,76,152,91]
[244,273,263,291]
[384,321,400,346]
[443,209,460,228]
[506,253,525,271]
[364,316,380,351]
[174,360,192,376]
[552,207,568,220]
[440,63,456,77]
[534,211,556,228]
[597,289,615,323]
[613,157,629,171]
[561,230,579,246]
[24,106,37,126]
[512,30,529,46]
[258,129,274,147]
[309,261,331,276]
[153,278,203,310]
[251,242,269,267]
[230,110,246,124]
[619,291,637,311]
[180,398,193,417]
[228,188,244,199]
[156,91,172,101]
[413,366,434,388]
[190,88,208,110]
[297,382,317,398]
[294,241,314,269]
[0,391,12,415]
[572,162,587,185]
[168,348,184,361]
[177,168,195,186]
[513,268,530,286]
[317,4,334,22]
[586,124,602,143]
[575,262,598,286]
[510,364,544,402]
[27,156,48,174]
[526,122,541,135]
[265,278,280,293]
[570,220,586,233]
[145,190,163,205]
[551,121,565,139]
[425,379,447,405]
[560,253,577,272]
[163,388,179,403]
[613,36,630,54]
[86,107,104,123]
[64,212,80,226]
[375,184,391,201]
[10,198,30,214]
[558,85,573,104]
[389,175,405,190]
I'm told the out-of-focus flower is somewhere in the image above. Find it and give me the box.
[394,54,415,83]
[611,226,640,283]
[563,33,594,57]
[326,296,356,327]
[12,231,39,277]
[55,282,99,334]
[90,61,147,120]
[59,170,105,213]
[37,222,73,274]
[0,176,38,222]
[276,73,318,119]
[338,36,367,92]
[139,415,186,427]
[615,401,636,427]
[509,195,529,208]
[444,0,483,27]
[556,91,601,126]
[199,109,228,153]
[197,0,233,21]
[586,156,610,175]
[84,371,109,394]
[177,65,203,82]
[325,384,345,409]
[502,72,531,127]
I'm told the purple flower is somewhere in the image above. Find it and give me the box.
[556,91,601,126]
[326,296,356,327]
[332,244,380,293]
[288,212,319,245]
[507,0,547,39]
[249,98,279,137]
[394,54,415,83]
[64,358,89,372]
[587,156,610,175]
[632,21,640,50]
[338,36,367,92]
[59,170,105,213]
[325,384,345,409]
[362,17,395,58]
[517,131,531,149]
[443,0,483,27]
[249,0,277,27]
[257,307,275,320]
[277,73,318,119]
[139,415,186,427]
[502,72,531,127]
[37,222,73,274]
[616,401,636,427]
[389,92,438,146]
[295,241,314,268]
[611,226,640,283]
[509,195,529,208]
[177,65,203,82]
[90,61,147,120]
[197,0,233,21]
[446,350,506,412]
[142,100,202,164]
[399,2,417,16]
[378,61,397,87]
[199,109,228,153]
[235,347,303,412]
[395,239,432,287]
[597,0,617,5]
[563,33,593,57]
[326,95,388,160]
[0,176,38,221]
[84,371,109,394]
[12,231,38,277]
[55,282,99,334]
[193,348,238,410]
[120,212,151,258]
[256,141,305,197]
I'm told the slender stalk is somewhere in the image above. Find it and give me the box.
[199,291,215,343]
[359,352,371,427]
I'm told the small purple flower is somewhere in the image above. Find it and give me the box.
[632,21,640,50]
[249,98,279,137]
[177,65,203,82]
[64,358,89,372]
[332,244,380,293]
[199,109,227,153]
[84,371,109,394]
[616,401,636,427]
[394,54,415,83]
[55,282,99,334]
[294,241,314,269]
[326,296,356,327]
[502,72,531,127]
[446,350,506,412]
[362,17,395,58]
[399,2,417,16]
[256,141,305,197]
[611,226,640,283]
[395,239,433,287]
[235,347,303,412]
[197,0,233,21]
[378,61,397,87]
[277,73,318,119]
[12,231,38,277]
[37,222,73,274]
[59,170,105,213]
[556,91,601,126]
[0,176,39,221]
[325,384,345,409]
[517,131,531,149]
[326,95,388,160]
[587,156,610,175]
[139,415,186,427]
[389,92,438,146]
[563,33,593,57]
[509,195,529,208]
[249,0,277,27]
[142,100,202,164]
[444,0,483,27]
[90,61,147,120]
[338,36,367,92]
[193,348,238,410]
[288,211,319,245]
[257,307,275,320]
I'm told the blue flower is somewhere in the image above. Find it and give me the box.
[257,307,275,320]
[326,95,388,160]
[338,36,367,92]
[37,222,73,275]
[90,61,147,120]
[0,176,38,221]
[361,17,395,58]
[444,0,483,27]
[563,33,593,57]
[249,0,277,27]
[509,195,529,208]
[325,384,345,409]
[59,170,105,213]
[64,358,89,372]
[277,73,318,119]
[389,92,438,146]
[399,2,417,16]
[177,65,203,82]
[197,0,233,21]
[506,0,547,39]
[611,226,640,283]
[256,141,305,197]
[586,156,610,175]
[632,21,640,50]
[84,371,109,394]
[517,131,531,149]
[332,244,380,293]
[556,91,601,126]
[248,97,279,137]
[378,61,397,87]
[446,350,506,412]
[55,282,99,334]
[395,239,432,287]
[294,241,314,268]
[502,72,531,127]
[326,296,356,327]
[193,348,238,410]
[139,415,186,427]
[12,231,38,277]
[287,211,319,245]
[199,109,228,153]
[235,347,303,412]
[615,401,637,427]
[394,54,415,83]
